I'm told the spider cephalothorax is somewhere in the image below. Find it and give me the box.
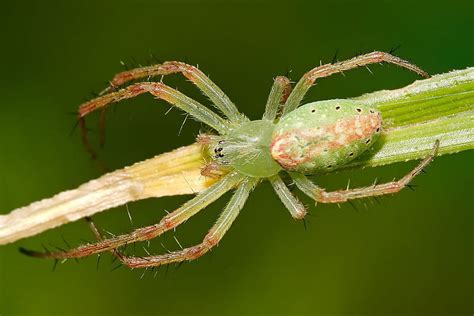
[204,120,283,177]
[21,51,438,269]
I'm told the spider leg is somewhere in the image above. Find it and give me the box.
[263,76,292,121]
[79,81,229,134]
[291,140,439,203]
[282,51,429,116]
[78,116,104,166]
[85,217,127,263]
[269,175,306,219]
[19,172,245,260]
[100,61,244,123]
[120,177,256,269]
[98,108,107,149]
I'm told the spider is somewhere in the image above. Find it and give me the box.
[21,51,439,269]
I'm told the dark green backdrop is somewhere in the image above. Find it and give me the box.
[0,1,472,315]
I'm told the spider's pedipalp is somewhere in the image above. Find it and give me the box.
[269,175,306,219]
[20,172,245,260]
[120,177,256,268]
[282,51,429,116]
[100,61,245,123]
[291,140,439,203]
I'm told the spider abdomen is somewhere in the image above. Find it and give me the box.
[270,100,382,174]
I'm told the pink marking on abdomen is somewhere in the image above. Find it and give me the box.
[270,113,382,170]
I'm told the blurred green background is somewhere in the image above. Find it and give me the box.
[0,0,472,315]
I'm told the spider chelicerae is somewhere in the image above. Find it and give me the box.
[22,51,438,269]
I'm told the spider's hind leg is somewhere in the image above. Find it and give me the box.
[283,51,429,115]
[291,141,439,204]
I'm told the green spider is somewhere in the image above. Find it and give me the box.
[23,51,438,269]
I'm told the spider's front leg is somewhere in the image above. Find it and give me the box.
[79,81,229,134]
[78,81,229,164]
[119,177,256,269]
[291,140,439,204]
[100,61,243,123]
[283,51,429,115]
[79,60,246,162]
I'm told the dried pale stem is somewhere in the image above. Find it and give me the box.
[0,144,216,245]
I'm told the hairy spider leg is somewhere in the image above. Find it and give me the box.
[20,172,245,260]
[98,107,107,149]
[291,140,439,203]
[78,81,230,134]
[282,51,430,116]
[80,60,245,162]
[263,76,292,121]
[120,177,256,268]
[269,175,306,219]
[85,217,127,263]
[100,61,244,123]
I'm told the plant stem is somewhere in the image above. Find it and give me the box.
[340,67,474,170]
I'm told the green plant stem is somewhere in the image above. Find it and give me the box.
[336,67,473,171]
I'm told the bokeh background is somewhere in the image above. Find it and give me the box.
[0,0,472,315]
